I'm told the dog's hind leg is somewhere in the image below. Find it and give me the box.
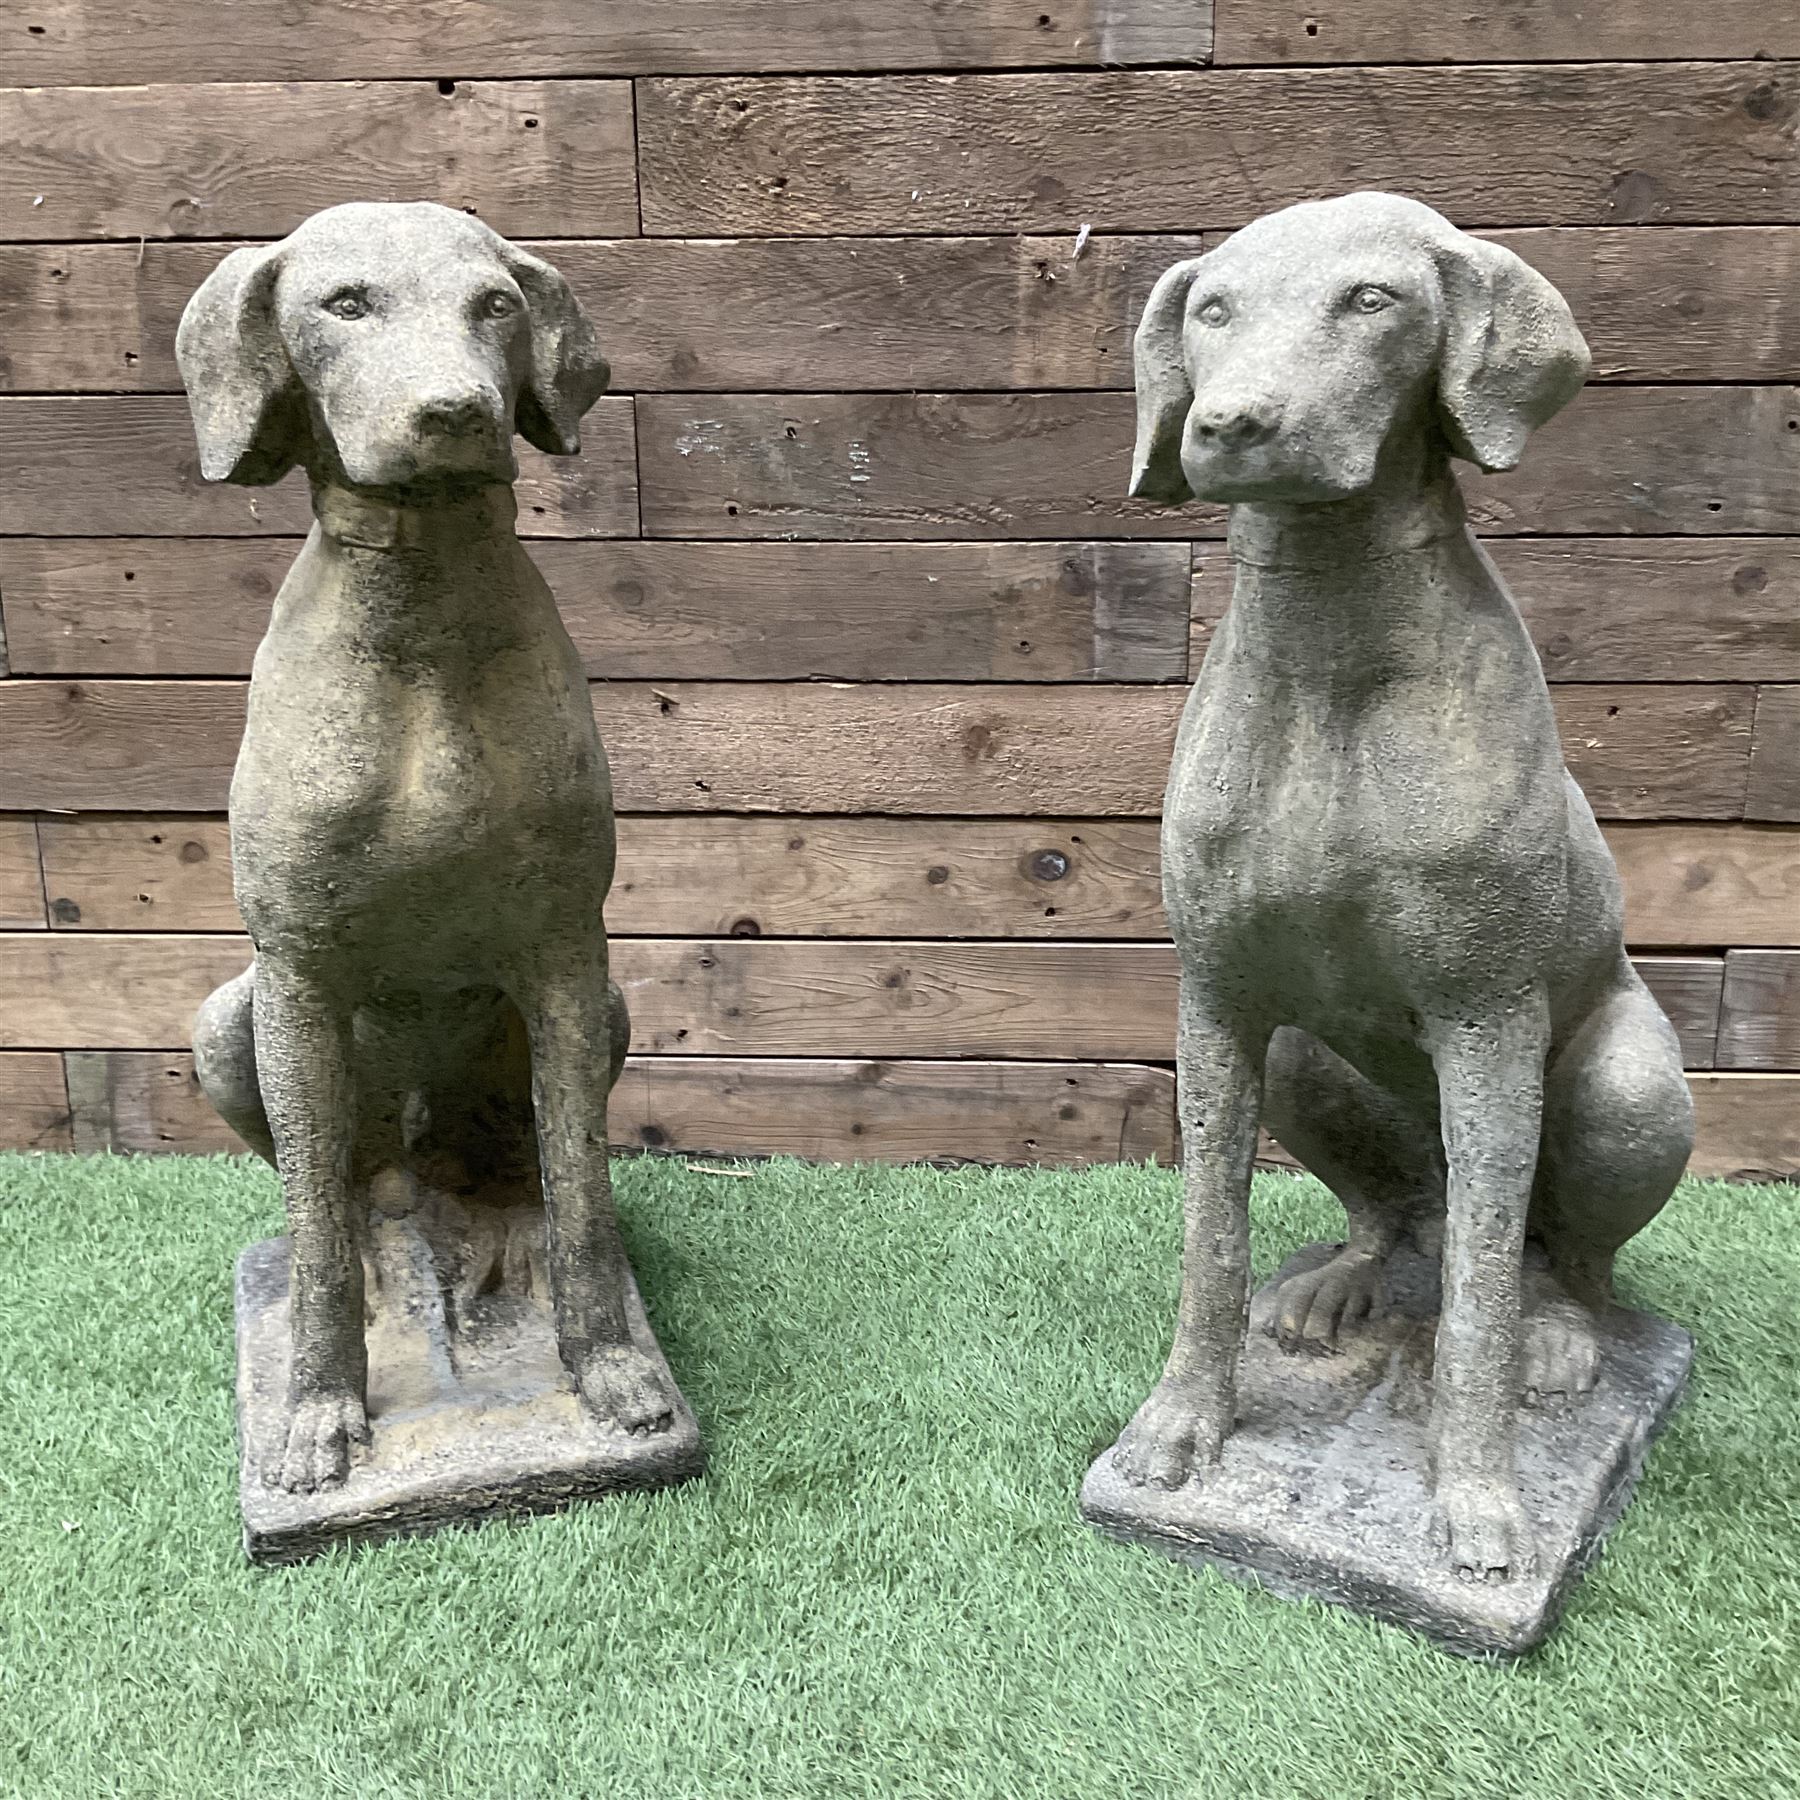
[193,963,276,1164]
[1258,1027,1444,1352]
[1522,964,1693,1398]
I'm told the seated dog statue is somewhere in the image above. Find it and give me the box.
[178,202,689,1503]
[1113,192,1693,1583]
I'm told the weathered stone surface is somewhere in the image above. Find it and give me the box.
[176,202,699,1545]
[1083,1244,1691,1659]
[1105,193,1696,1616]
[237,1219,702,1565]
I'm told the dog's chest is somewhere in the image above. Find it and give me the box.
[1161,655,1562,971]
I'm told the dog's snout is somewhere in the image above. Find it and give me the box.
[1193,398,1279,450]
[413,391,498,437]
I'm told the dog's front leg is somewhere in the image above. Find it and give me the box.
[521,954,680,1436]
[1113,995,1266,1490]
[1427,1000,1549,1582]
[253,956,370,1493]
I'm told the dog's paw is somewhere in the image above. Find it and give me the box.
[1522,1303,1602,1406]
[1109,1380,1227,1491]
[576,1345,681,1437]
[270,1390,370,1493]
[1428,1482,1537,1585]
[1264,1247,1384,1353]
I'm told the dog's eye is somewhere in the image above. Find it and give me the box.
[1195,297,1231,328]
[1349,285,1395,314]
[479,291,518,320]
[322,289,371,321]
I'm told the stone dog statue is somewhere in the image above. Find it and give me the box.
[1109,193,1693,1585]
[177,203,692,1513]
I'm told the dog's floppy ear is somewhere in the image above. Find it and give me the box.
[501,244,610,456]
[1129,257,1204,504]
[1431,233,1589,474]
[175,242,307,486]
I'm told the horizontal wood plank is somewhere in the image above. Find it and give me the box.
[0,538,1190,681]
[14,1,1214,85]
[0,1052,71,1150]
[1638,956,1724,1070]
[0,934,1727,1068]
[0,679,1754,819]
[5,388,1795,544]
[637,388,1800,541]
[36,814,1170,937]
[637,65,1800,236]
[57,1049,1181,1164]
[1194,538,1800,684]
[0,81,636,244]
[1212,3,1799,65]
[1608,825,1800,948]
[0,235,1205,395]
[1717,950,1800,1070]
[1686,1074,1800,1181]
[1747,686,1800,822]
[0,396,638,537]
[0,817,43,928]
[29,1049,1800,1178]
[9,228,1800,396]
[1483,229,1800,385]
[34,814,1800,949]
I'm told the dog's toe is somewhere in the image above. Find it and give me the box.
[1266,1248,1383,1353]
[272,1390,370,1493]
[576,1345,681,1436]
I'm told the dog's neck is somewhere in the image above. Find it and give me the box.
[1226,447,1467,572]
[309,480,519,553]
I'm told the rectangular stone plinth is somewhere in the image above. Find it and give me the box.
[1081,1245,1692,1659]
[235,1234,704,1565]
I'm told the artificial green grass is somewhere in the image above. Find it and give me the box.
[0,1153,1795,1800]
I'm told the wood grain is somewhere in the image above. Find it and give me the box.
[1194,538,1800,684]
[637,65,1800,236]
[10,228,1800,396]
[636,388,1800,542]
[0,81,636,244]
[1212,3,1798,66]
[4,387,1794,545]
[1717,950,1800,1070]
[1747,686,1800,823]
[0,537,1190,681]
[0,1052,71,1151]
[1686,1074,1800,1181]
[13,1,1215,86]
[1636,956,1724,1070]
[0,931,252,1048]
[0,932,1726,1067]
[1485,229,1800,385]
[62,1047,241,1154]
[0,397,638,538]
[35,813,1800,949]
[1608,825,1800,948]
[0,818,43,928]
[35,1048,1800,1176]
[0,235,1206,395]
[56,1048,1178,1165]
[0,679,1755,819]
[37,814,1170,938]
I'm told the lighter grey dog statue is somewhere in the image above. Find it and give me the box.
[1082,193,1694,1651]
[178,203,701,1558]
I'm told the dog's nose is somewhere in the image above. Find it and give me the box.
[1192,400,1278,449]
[413,392,495,437]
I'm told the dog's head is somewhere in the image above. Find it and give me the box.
[1129,192,1589,507]
[176,201,609,494]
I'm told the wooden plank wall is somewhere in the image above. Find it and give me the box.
[2,6,1798,1180]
